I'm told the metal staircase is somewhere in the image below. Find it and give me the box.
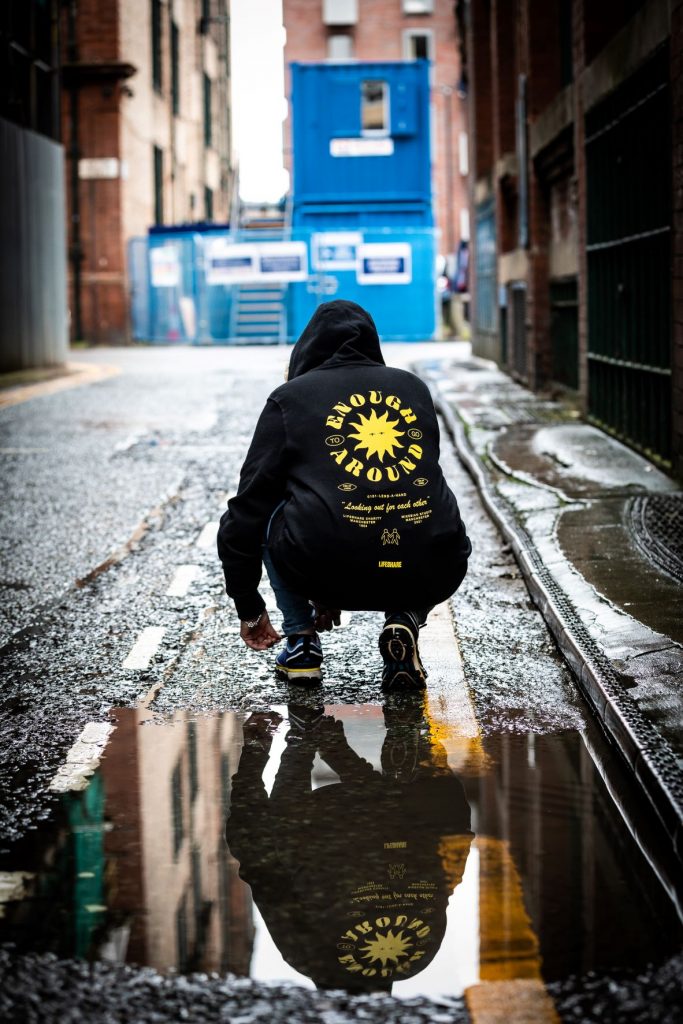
[229,282,288,343]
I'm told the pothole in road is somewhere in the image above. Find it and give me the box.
[0,701,680,1014]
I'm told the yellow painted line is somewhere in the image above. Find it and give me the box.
[422,601,489,776]
[0,361,120,409]
[423,607,558,1021]
[465,836,559,1023]
[466,978,560,1024]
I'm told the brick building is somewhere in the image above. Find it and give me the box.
[466,0,683,476]
[281,0,469,265]
[62,0,234,344]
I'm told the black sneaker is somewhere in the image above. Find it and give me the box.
[286,703,325,743]
[379,613,427,691]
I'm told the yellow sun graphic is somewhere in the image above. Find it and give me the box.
[348,409,405,463]
[360,929,413,967]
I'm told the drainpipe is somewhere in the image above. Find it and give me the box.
[67,0,83,340]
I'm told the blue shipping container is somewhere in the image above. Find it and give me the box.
[290,61,432,222]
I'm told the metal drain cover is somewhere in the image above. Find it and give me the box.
[630,494,683,585]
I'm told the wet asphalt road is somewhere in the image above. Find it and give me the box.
[1,344,682,1021]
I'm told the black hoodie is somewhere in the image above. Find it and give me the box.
[217,300,471,620]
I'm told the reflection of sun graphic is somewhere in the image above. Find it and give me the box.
[360,929,413,967]
[348,410,405,463]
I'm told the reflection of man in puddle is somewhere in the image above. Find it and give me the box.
[226,699,473,992]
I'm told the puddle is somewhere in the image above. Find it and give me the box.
[0,700,681,1001]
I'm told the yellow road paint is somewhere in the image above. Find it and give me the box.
[0,361,120,409]
[466,978,560,1024]
[422,601,489,776]
[464,836,559,1023]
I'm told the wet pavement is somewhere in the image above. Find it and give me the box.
[1,345,682,1021]
[415,357,683,837]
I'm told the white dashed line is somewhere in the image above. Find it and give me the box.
[48,721,115,793]
[0,871,35,906]
[166,564,201,597]
[196,521,219,549]
[123,626,166,670]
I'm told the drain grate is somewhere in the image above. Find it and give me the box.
[630,494,683,585]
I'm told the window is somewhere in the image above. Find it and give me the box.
[402,29,434,61]
[203,73,212,147]
[323,0,358,25]
[458,130,469,176]
[153,145,164,225]
[204,186,214,220]
[327,33,354,61]
[361,80,389,136]
[151,0,162,93]
[402,0,434,13]
[171,22,180,115]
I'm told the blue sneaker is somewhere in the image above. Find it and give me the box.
[379,613,427,691]
[275,633,323,683]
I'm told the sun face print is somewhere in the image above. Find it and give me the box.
[360,928,413,967]
[348,409,405,463]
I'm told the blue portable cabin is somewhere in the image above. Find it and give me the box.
[289,60,437,341]
[146,222,237,343]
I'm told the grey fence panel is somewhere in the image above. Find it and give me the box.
[0,116,68,370]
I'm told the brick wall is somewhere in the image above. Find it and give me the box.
[282,0,468,260]
[62,0,233,344]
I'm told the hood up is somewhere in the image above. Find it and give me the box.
[288,300,385,380]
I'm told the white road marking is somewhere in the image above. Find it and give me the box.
[166,564,201,597]
[0,872,35,914]
[196,521,219,549]
[123,626,166,670]
[48,721,115,793]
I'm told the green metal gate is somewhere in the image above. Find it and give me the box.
[585,45,671,465]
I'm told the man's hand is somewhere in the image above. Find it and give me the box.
[240,612,281,650]
[313,604,341,632]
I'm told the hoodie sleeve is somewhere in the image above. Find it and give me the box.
[217,398,288,620]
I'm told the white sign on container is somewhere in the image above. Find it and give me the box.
[312,232,363,271]
[356,243,412,285]
[205,239,258,284]
[258,241,308,281]
[330,137,394,158]
[204,240,307,284]
[150,246,181,288]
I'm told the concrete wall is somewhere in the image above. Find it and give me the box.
[0,117,68,371]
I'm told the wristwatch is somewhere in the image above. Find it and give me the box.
[241,612,263,629]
